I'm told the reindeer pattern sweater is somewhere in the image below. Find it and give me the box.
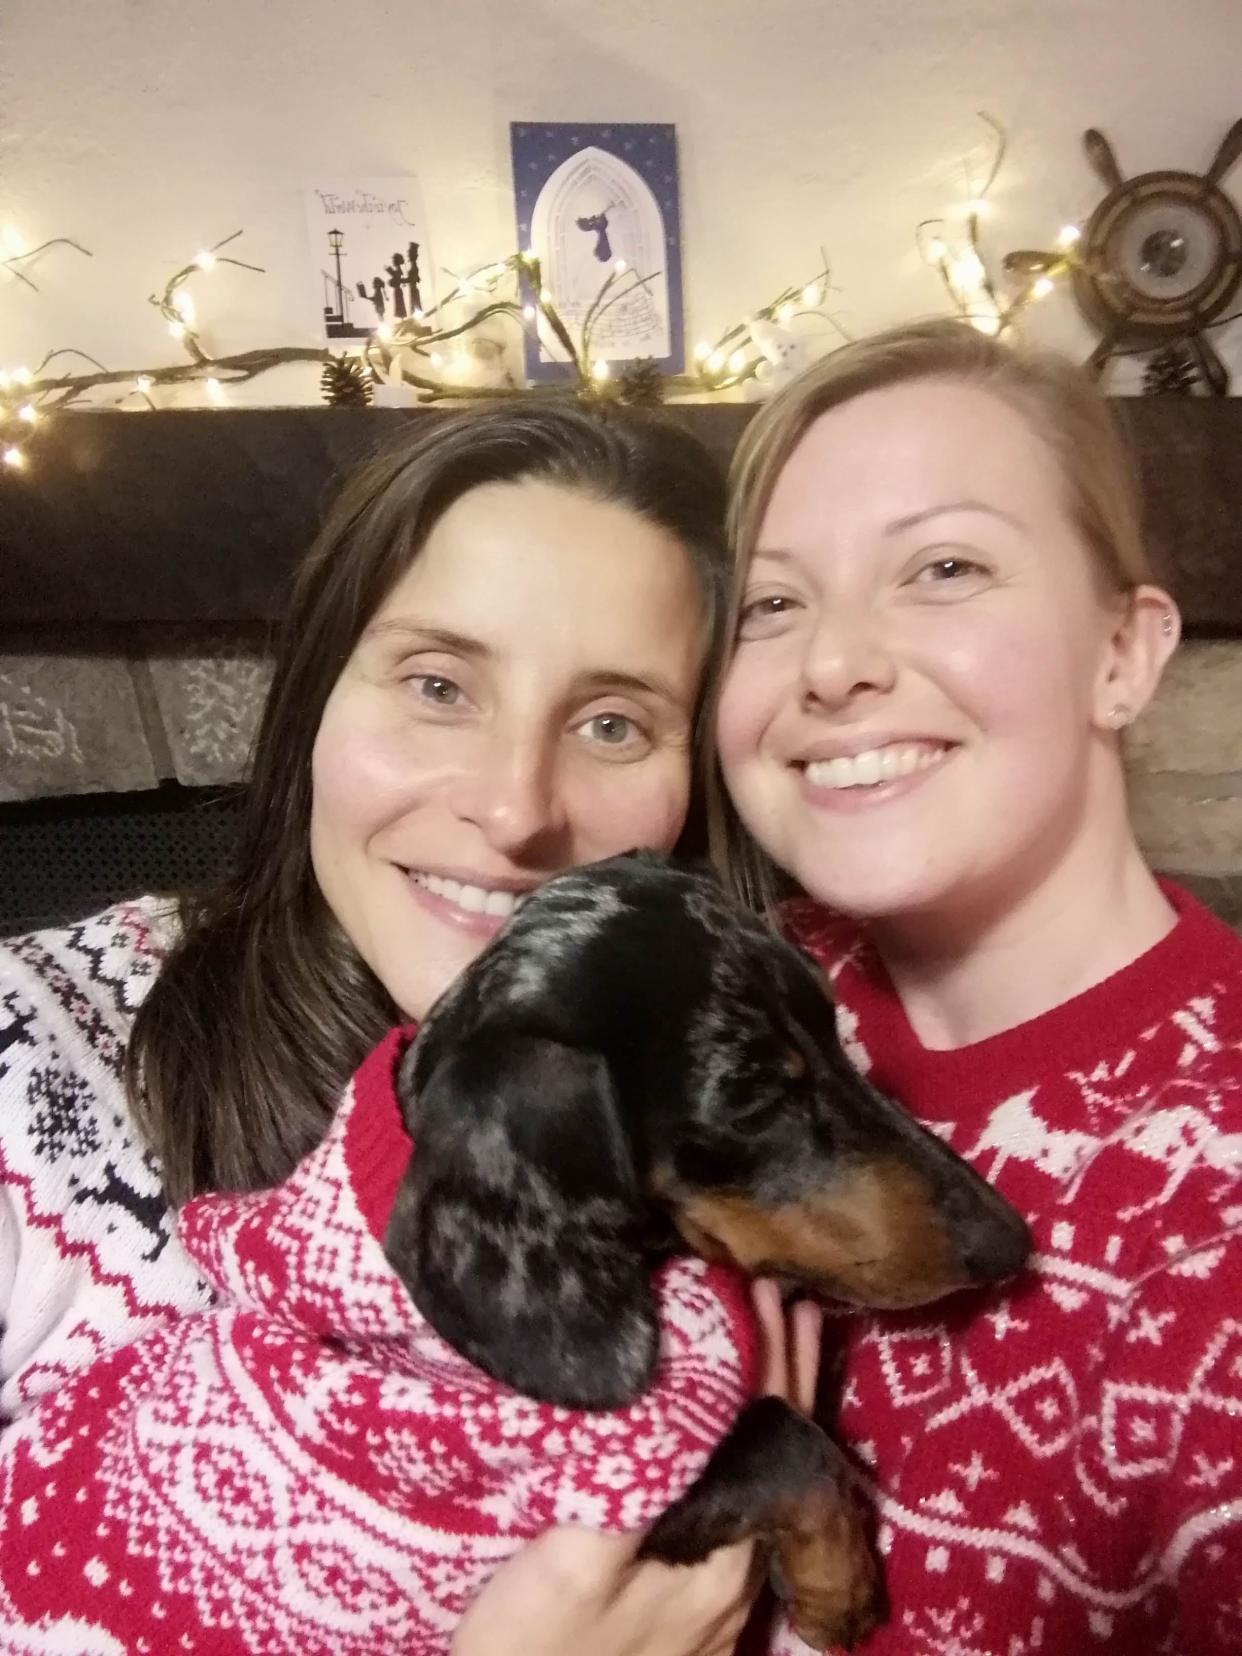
[785,882,1242,1656]
[0,899,210,1425]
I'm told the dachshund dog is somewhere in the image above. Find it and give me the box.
[384,853,1030,1649]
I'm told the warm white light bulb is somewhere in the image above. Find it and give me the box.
[539,287,552,304]
[430,351,444,368]
[17,403,37,424]
[801,283,820,306]
[2,226,25,257]
[592,359,610,381]
[412,308,424,322]
[951,250,987,290]
[1057,224,1081,247]
[376,321,394,342]
[174,291,196,324]
[136,376,153,394]
[12,366,31,386]
[523,304,536,321]
[205,377,226,403]
[613,258,627,274]
[693,341,711,361]
[706,350,725,374]
[168,321,186,340]
[3,446,25,468]
[1031,275,1055,299]
[970,314,1001,337]
[195,249,216,270]
[776,302,796,325]
[927,237,948,263]
[728,349,747,373]
[967,197,988,216]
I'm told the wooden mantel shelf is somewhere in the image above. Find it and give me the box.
[1,402,1239,633]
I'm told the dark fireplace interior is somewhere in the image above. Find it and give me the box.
[0,785,245,937]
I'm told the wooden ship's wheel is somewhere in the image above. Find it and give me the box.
[1008,121,1242,393]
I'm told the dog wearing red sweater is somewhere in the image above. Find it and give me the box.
[0,855,1028,1655]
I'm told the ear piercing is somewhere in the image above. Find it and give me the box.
[1108,703,1132,729]
[1161,611,1176,637]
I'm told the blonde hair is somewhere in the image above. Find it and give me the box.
[711,318,1155,909]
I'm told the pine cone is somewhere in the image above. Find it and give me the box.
[320,353,374,407]
[617,357,665,407]
[1143,344,1200,397]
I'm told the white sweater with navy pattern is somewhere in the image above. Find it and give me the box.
[0,898,212,1423]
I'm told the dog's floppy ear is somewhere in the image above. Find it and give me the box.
[384,1030,658,1409]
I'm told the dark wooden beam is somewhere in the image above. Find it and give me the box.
[0,403,1237,631]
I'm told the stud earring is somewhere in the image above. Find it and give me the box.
[1162,611,1176,637]
[1108,702,1132,729]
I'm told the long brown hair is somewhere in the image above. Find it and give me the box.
[129,401,730,1204]
[710,318,1156,911]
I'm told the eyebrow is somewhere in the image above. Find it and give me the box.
[575,668,687,706]
[752,499,1026,564]
[883,500,1024,535]
[362,619,687,706]
[363,620,492,657]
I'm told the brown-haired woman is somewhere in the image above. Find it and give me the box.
[0,400,807,1655]
[712,319,1242,1654]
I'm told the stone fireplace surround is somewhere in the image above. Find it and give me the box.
[2,404,1241,933]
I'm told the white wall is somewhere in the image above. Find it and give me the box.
[3,0,1241,406]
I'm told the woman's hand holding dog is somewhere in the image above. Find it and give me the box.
[450,1283,823,1656]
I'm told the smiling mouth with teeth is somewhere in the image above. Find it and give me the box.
[407,871,524,919]
[802,742,950,791]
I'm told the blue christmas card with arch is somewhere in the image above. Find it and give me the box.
[511,122,684,382]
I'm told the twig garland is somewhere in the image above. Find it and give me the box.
[0,226,843,469]
[0,237,93,292]
[918,112,1083,336]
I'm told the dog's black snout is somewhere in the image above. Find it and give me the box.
[960,1207,1030,1284]
[940,1180,1031,1285]
[958,1202,1031,1284]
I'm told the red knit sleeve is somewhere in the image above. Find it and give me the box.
[1088,1231,1242,1653]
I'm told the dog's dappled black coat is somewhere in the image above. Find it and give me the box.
[383,852,1029,1649]
[386,851,1028,1406]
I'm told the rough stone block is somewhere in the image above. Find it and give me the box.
[1128,642,1242,775]
[0,655,158,802]
[1129,770,1242,876]
[145,643,274,787]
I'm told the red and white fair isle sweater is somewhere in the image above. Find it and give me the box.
[785,882,1242,1656]
[0,1018,759,1655]
[6,891,1242,1655]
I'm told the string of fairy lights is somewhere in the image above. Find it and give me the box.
[0,231,843,468]
[0,121,1087,472]
[915,114,1083,335]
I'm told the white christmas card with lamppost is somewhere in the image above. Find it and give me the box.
[303,179,433,345]
[511,123,684,382]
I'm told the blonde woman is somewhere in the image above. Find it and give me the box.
[711,319,1242,1655]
